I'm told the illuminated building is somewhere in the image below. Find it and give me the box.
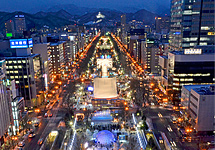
[14,15,26,37]
[5,54,43,107]
[159,47,214,104]
[5,20,15,38]
[49,41,67,79]
[0,59,11,141]
[0,39,44,107]
[142,38,160,74]
[155,16,170,34]
[32,43,51,85]
[169,0,215,51]
[127,29,145,56]
[182,85,215,134]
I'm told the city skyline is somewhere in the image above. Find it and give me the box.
[0,0,214,150]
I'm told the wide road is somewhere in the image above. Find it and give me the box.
[24,99,65,150]
[142,105,199,150]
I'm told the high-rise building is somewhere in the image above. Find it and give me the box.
[121,14,128,45]
[49,41,67,80]
[127,29,145,55]
[5,20,15,37]
[32,43,51,86]
[5,54,44,107]
[142,38,160,74]
[15,15,26,35]
[169,0,215,51]
[155,16,170,34]
[160,47,215,104]
[0,38,44,107]
[0,59,11,142]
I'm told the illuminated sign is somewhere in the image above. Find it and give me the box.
[10,38,33,48]
[28,38,33,47]
[6,33,13,37]
[87,87,94,91]
[184,49,202,55]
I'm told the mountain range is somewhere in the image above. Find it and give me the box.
[0,5,163,31]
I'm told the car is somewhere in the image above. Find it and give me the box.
[28,133,36,138]
[37,138,43,145]
[44,113,48,118]
[48,113,53,117]
[18,141,25,147]
[159,137,163,144]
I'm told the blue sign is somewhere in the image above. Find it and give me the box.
[28,38,33,47]
[87,86,94,91]
[10,38,33,48]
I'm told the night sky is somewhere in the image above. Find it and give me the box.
[0,0,170,13]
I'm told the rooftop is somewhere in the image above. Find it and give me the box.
[4,53,40,59]
[50,41,65,46]
[192,85,215,95]
[183,84,212,92]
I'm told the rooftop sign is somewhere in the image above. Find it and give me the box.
[184,49,202,55]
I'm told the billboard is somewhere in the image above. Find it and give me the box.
[6,33,13,37]
[10,38,33,48]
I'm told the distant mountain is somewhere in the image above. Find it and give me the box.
[0,8,159,31]
[0,11,75,31]
[76,9,158,25]
[127,9,158,25]
[46,4,116,16]
[35,9,74,20]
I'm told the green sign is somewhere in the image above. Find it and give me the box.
[6,33,12,37]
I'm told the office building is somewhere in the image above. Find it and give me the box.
[127,29,145,56]
[49,41,67,80]
[160,48,214,104]
[0,38,44,107]
[32,43,51,86]
[155,16,170,34]
[186,85,214,133]
[141,38,160,75]
[5,20,15,38]
[169,0,215,51]
[5,54,44,107]
[15,15,26,36]
[0,59,11,143]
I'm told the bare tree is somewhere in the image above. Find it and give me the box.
[123,136,139,150]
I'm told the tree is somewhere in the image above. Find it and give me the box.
[130,78,149,107]
[123,136,140,150]
[63,80,78,119]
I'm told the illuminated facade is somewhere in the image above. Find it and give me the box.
[166,50,214,104]
[5,54,44,107]
[169,0,215,51]
[5,20,15,37]
[14,15,26,36]
[0,59,11,139]
[49,41,67,79]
